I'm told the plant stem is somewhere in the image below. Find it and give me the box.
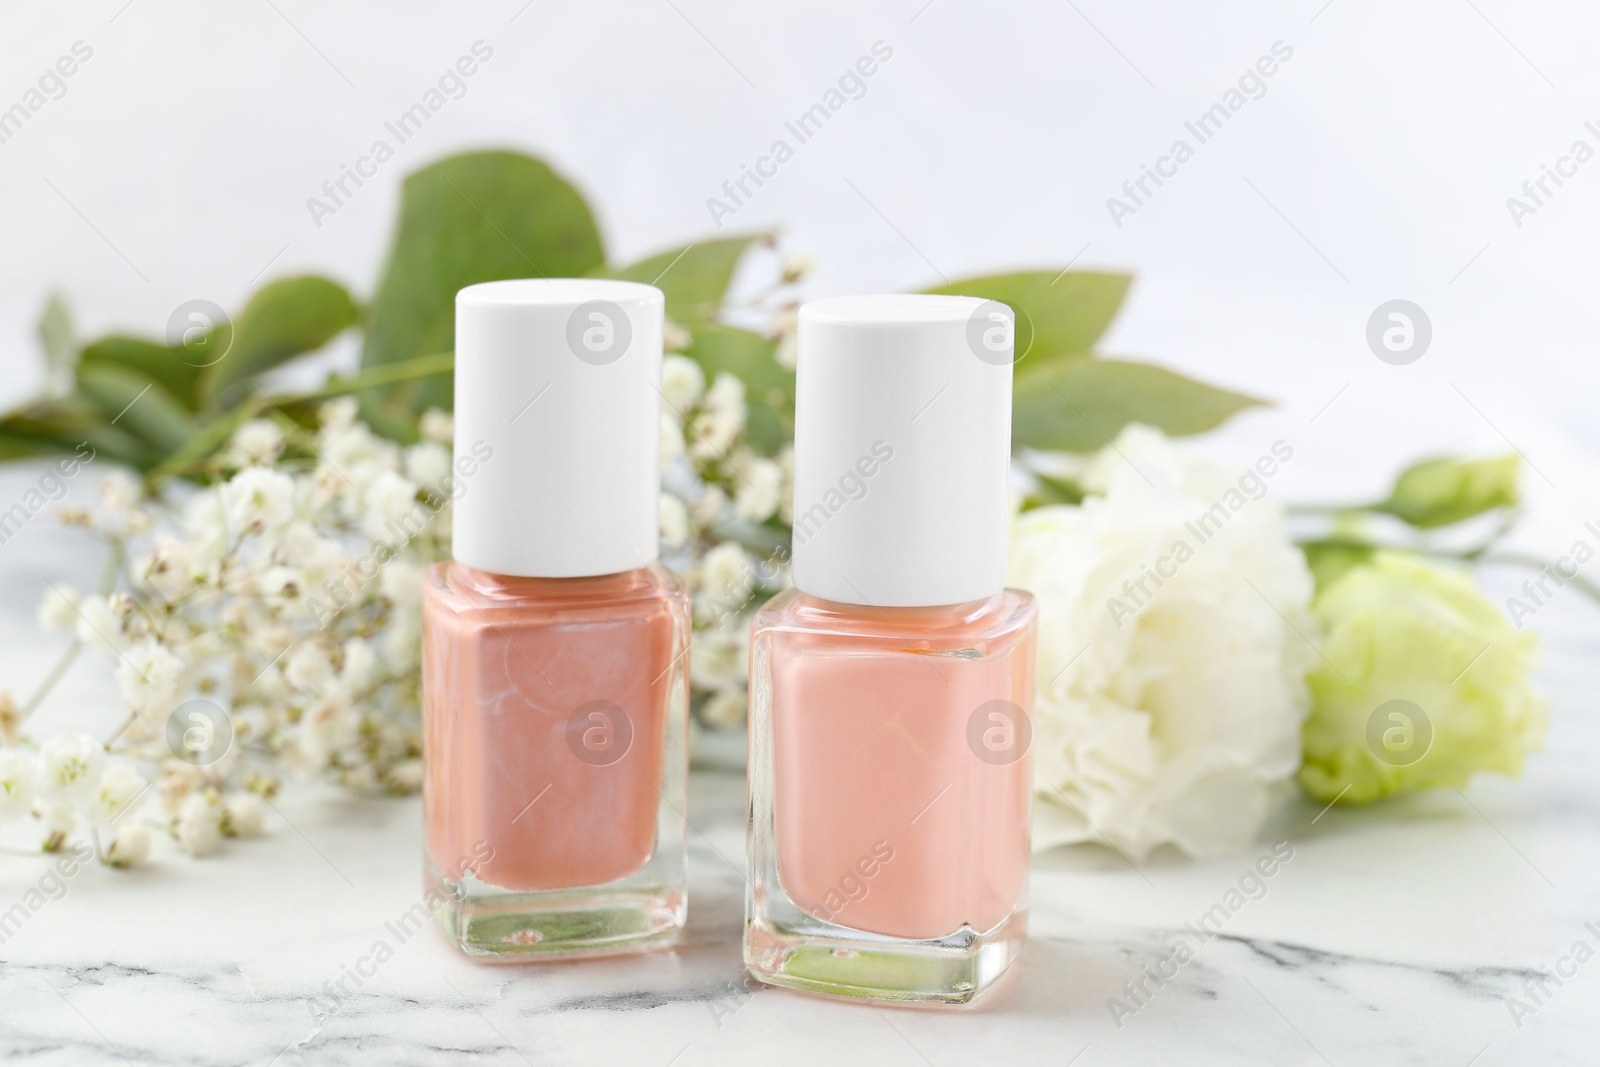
[19,639,83,720]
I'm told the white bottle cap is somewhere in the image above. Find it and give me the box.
[451,279,664,578]
[791,294,1014,607]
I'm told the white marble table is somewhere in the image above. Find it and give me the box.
[1,477,1596,1065]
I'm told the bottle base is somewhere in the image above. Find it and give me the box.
[743,909,1026,1005]
[428,865,686,961]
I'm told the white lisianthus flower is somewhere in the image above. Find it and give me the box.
[223,466,295,533]
[662,354,706,413]
[36,734,105,807]
[230,419,285,466]
[0,748,37,820]
[105,822,153,868]
[1011,425,1316,860]
[660,493,689,550]
[734,457,785,523]
[175,793,223,857]
[361,470,421,543]
[37,584,79,631]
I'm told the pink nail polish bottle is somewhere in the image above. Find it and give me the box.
[746,295,1038,1004]
[423,280,690,959]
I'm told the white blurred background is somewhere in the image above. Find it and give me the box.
[2,0,1597,549]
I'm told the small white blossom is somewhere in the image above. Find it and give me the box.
[690,623,747,691]
[98,470,142,523]
[341,638,378,692]
[663,319,692,353]
[0,748,37,821]
[734,458,785,523]
[175,793,223,857]
[285,642,335,693]
[223,466,295,533]
[221,792,266,838]
[37,585,79,631]
[661,355,705,412]
[660,494,689,549]
[701,687,748,728]
[361,470,421,543]
[404,441,452,488]
[691,486,727,529]
[420,408,454,444]
[230,419,285,465]
[115,638,183,730]
[36,734,104,806]
[318,396,360,432]
[699,542,753,609]
[73,594,126,657]
[379,560,424,608]
[88,759,147,826]
[105,821,153,868]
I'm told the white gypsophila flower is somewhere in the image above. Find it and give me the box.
[73,594,126,657]
[38,803,75,848]
[774,331,797,371]
[230,419,285,465]
[380,609,421,673]
[361,470,421,543]
[734,457,785,523]
[36,584,78,631]
[379,559,424,608]
[660,494,689,549]
[691,376,747,460]
[221,792,265,838]
[699,542,754,610]
[133,537,193,601]
[663,319,692,353]
[691,486,727,529]
[105,821,153,867]
[661,412,685,469]
[1011,425,1316,861]
[322,423,402,495]
[36,733,105,807]
[689,622,747,692]
[0,748,37,820]
[403,441,452,489]
[258,565,302,601]
[701,687,748,728]
[420,408,454,444]
[88,759,146,826]
[98,469,141,523]
[284,642,335,694]
[385,759,424,793]
[319,396,360,433]
[115,638,184,730]
[182,488,231,568]
[223,466,295,533]
[175,793,223,857]
[275,521,346,591]
[661,354,706,412]
[341,638,378,692]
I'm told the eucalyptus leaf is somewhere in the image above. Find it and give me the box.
[593,234,764,323]
[80,337,205,411]
[362,151,605,410]
[1012,359,1263,452]
[924,270,1131,365]
[76,363,196,457]
[206,276,358,402]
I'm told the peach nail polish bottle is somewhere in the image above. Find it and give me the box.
[423,279,690,959]
[746,295,1038,1004]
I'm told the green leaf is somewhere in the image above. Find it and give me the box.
[592,234,765,323]
[681,324,792,453]
[1012,359,1264,452]
[362,151,606,410]
[76,363,196,458]
[924,270,1131,365]
[38,293,76,395]
[1373,455,1520,529]
[1022,472,1086,510]
[206,276,358,402]
[80,337,206,411]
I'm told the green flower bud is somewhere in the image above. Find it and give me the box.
[1300,551,1546,804]
[1377,455,1519,529]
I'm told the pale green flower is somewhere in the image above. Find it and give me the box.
[1300,551,1546,804]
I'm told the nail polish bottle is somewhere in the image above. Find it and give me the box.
[423,279,689,959]
[746,295,1038,1004]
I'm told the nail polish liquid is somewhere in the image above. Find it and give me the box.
[424,279,689,959]
[746,295,1038,1004]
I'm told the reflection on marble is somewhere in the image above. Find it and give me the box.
[0,467,1596,1065]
